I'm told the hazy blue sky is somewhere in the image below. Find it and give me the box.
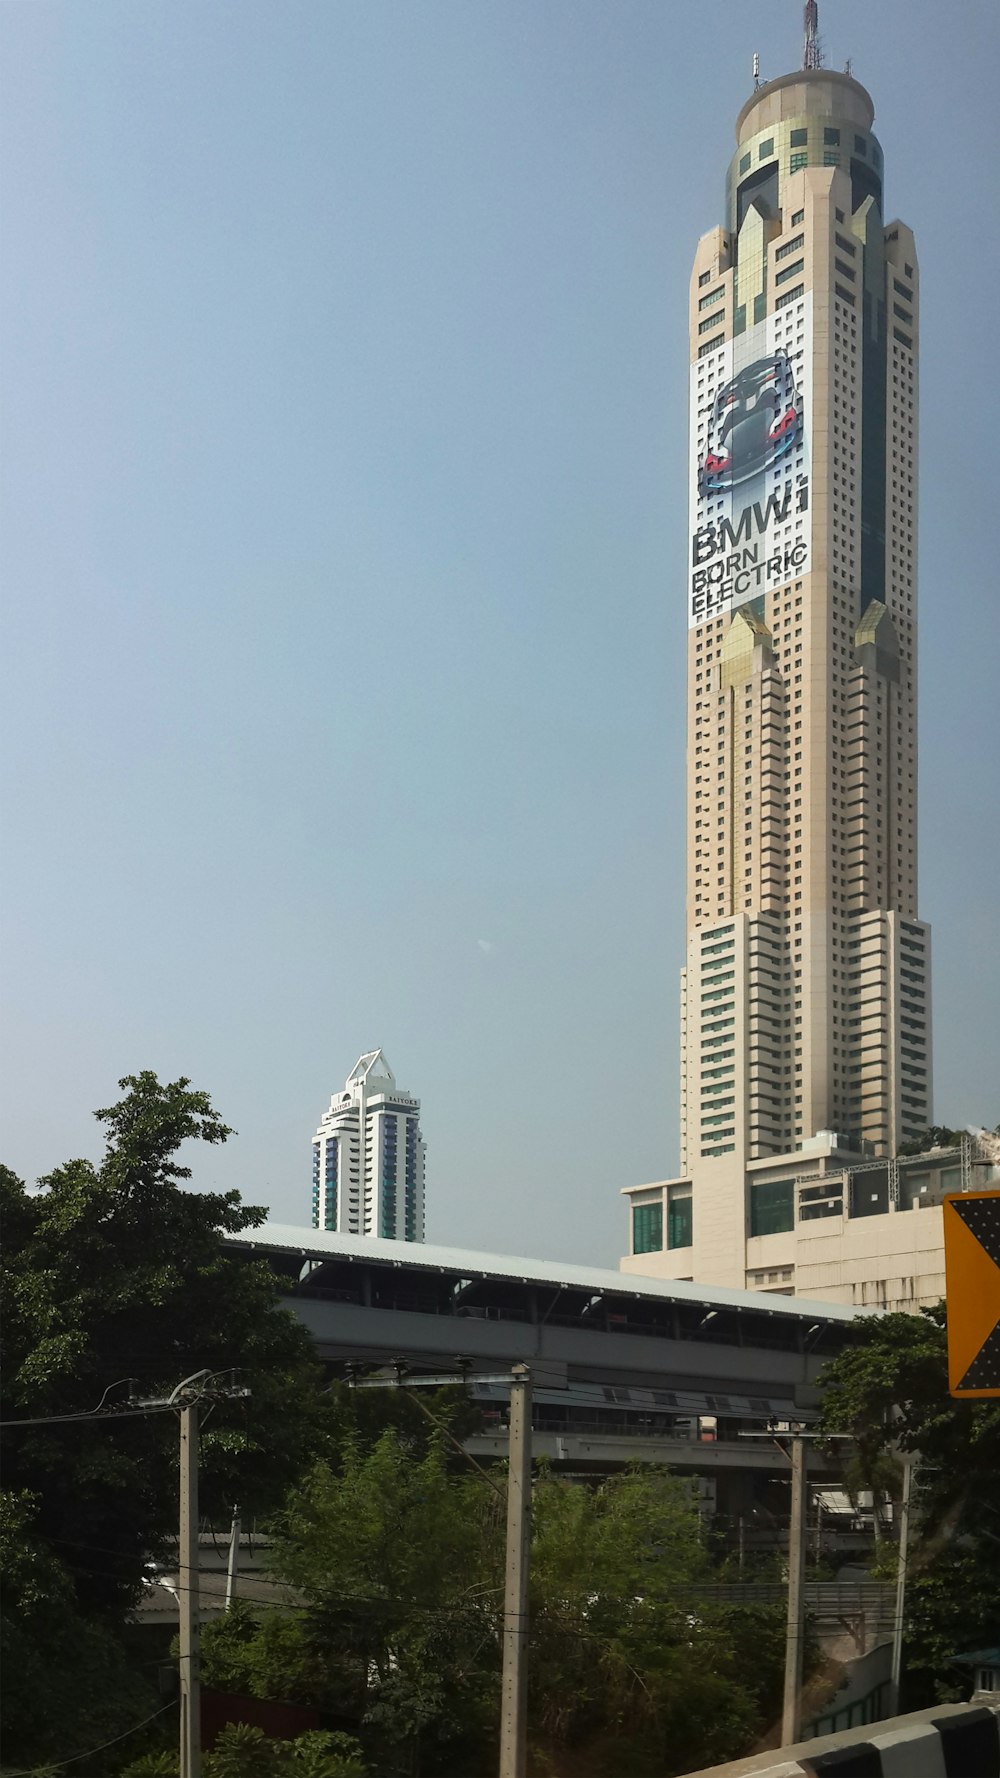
[1,1,997,1266]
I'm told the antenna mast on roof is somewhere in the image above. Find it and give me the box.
[803,0,823,70]
[752,50,761,90]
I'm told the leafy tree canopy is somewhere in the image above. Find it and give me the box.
[122,1724,368,1778]
[818,1305,1000,1703]
[203,1438,794,1778]
[898,1121,998,1156]
[1,1072,329,1769]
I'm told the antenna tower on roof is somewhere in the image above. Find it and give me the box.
[752,50,761,90]
[803,0,823,70]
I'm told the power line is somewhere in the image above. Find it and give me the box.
[1,1701,175,1776]
[0,1403,178,1429]
[2,1369,249,1429]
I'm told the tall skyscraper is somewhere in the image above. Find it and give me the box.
[312,1049,426,1242]
[623,12,935,1300]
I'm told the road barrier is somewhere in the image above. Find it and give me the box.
[681,1701,1000,1777]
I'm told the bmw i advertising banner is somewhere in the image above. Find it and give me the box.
[689,295,812,627]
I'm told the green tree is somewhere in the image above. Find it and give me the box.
[122,1725,368,1778]
[268,1429,504,1774]
[0,1072,328,1769]
[527,1466,789,1776]
[818,1304,1000,1703]
[898,1121,998,1156]
[0,1488,156,1770]
[224,1443,793,1778]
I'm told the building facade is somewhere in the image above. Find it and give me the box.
[622,24,947,1304]
[312,1049,426,1242]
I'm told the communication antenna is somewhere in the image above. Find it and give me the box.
[802,0,823,70]
[844,57,853,78]
[752,50,761,90]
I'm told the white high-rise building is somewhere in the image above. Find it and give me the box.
[312,1050,426,1242]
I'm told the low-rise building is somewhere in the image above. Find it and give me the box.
[621,1136,999,1309]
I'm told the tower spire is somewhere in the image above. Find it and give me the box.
[802,0,823,70]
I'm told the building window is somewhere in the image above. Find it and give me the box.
[740,152,751,173]
[750,1179,795,1237]
[759,137,774,158]
[633,1202,664,1254]
[792,209,805,225]
[698,269,711,287]
[824,127,841,145]
[790,152,808,173]
[790,128,808,147]
[668,1195,693,1250]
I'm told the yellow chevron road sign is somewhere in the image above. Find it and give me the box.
[944,1189,1000,1398]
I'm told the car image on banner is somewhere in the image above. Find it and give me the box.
[698,351,802,497]
[689,296,812,628]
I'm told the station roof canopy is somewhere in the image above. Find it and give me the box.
[226,1222,860,1327]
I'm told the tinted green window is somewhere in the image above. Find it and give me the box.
[759,137,774,158]
[668,1198,693,1250]
[633,1203,663,1254]
[790,152,808,173]
[750,1180,794,1237]
[790,128,808,147]
[824,127,841,145]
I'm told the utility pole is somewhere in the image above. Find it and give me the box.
[741,1424,851,1747]
[349,1359,534,1777]
[4,1367,248,1778]
[888,1457,915,1715]
[225,1505,241,1608]
[178,1394,201,1778]
[781,1430,807,1746]
[160,1368,249,1778]
[499,1365,532,1778]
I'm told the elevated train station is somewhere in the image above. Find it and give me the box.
[227,1224,868,1538]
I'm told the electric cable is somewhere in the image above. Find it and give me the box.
[0,1701,175,1776]
[0,1403,179,1428]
